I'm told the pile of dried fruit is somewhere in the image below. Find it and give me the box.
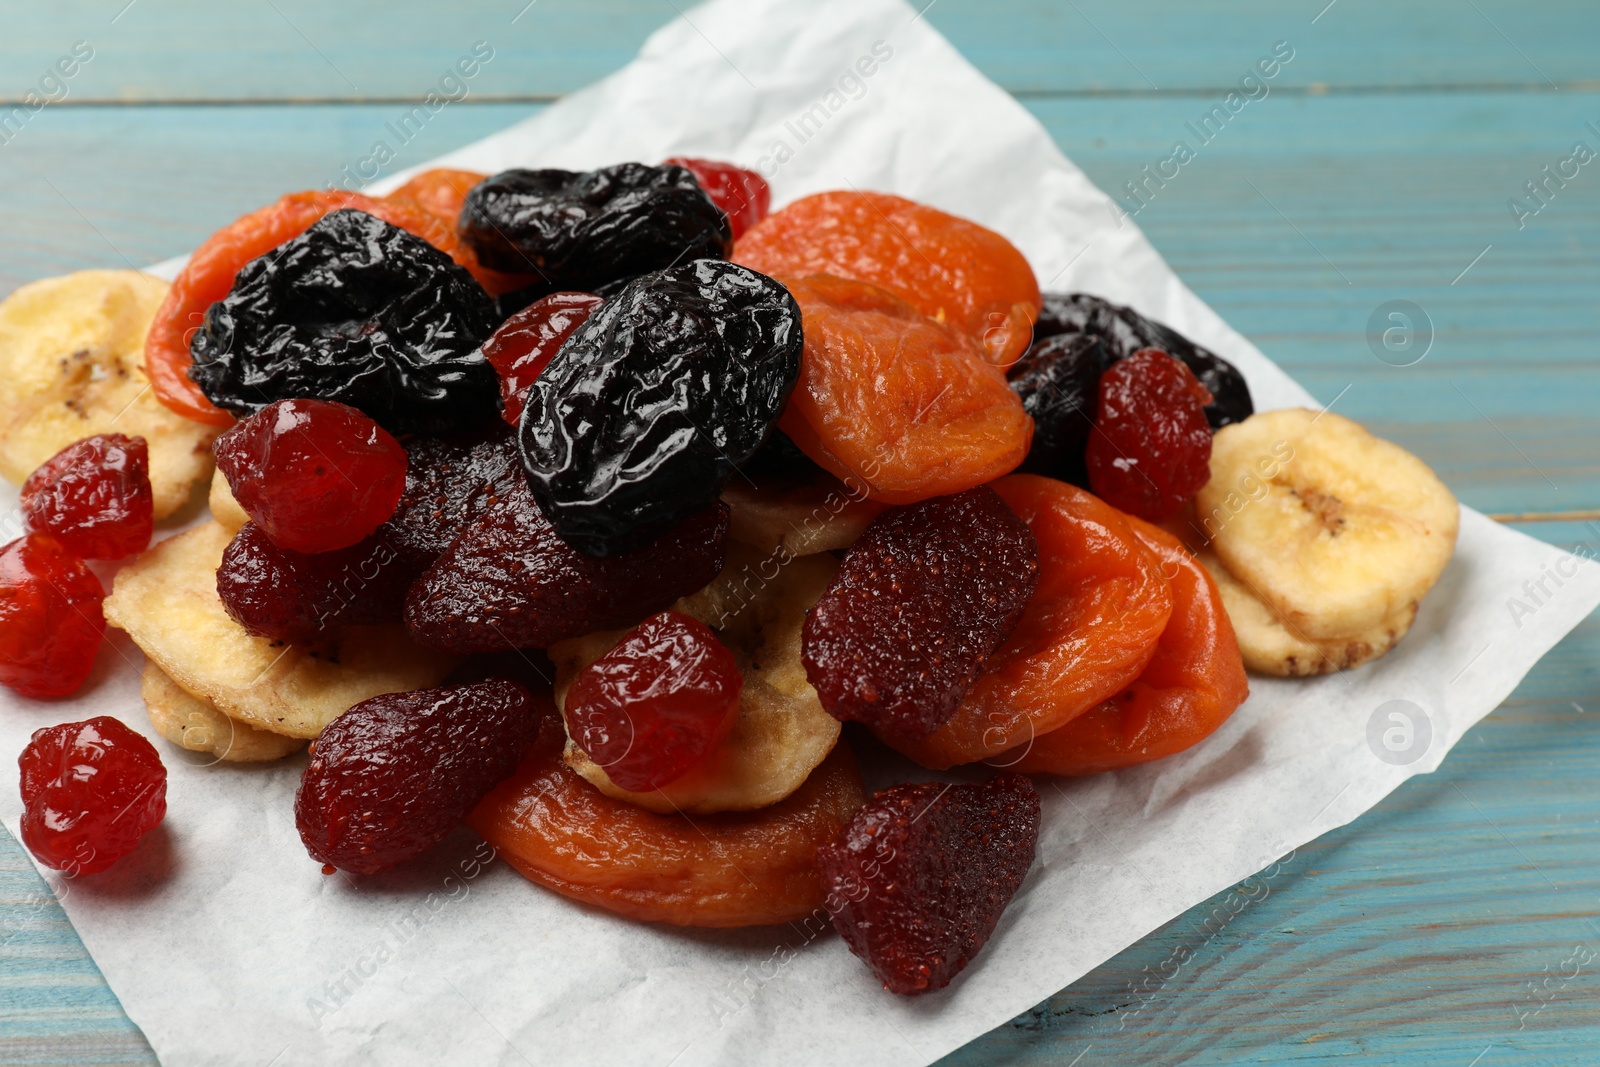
[0,156,1458,997]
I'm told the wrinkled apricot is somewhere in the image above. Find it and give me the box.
[468,721,866,927]
[385,168,536,295]
[734,191,1040,366]
[777,275,1031,505]
[1013,518,1248,775]
[889,475,1173,769]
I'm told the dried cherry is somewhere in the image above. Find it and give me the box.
[802,488,1038,743]
[213,399,408,554]
[778,274,1031,504]
[459,163,732,290]
[819,773,1040,995]
[0,533,105,699]
[1085,349,1213,523]
[405,477,729,653]
[296,679,539,874]
[480,292,603,425]
[663,157,770,239]
[189,209,499,435]
[19,716,167,875]
[21,434,153,560]
[384,421,524,568]
[734,191,1041,366]
[1007,334,1112,487]
[520,259,801,556]
[564,611,743,792]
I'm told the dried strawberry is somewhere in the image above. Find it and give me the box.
[295,679,540,874]
[663,157,771,239]
[802,488,1038,743]
[19,716,167,874]
[384,422,523,568]
[480,292,603,425]
[0,534,105,699]
[21,434,153,560]
[819,773,1040,995]
[1085,349,1214,522]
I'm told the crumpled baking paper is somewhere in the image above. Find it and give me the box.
[5,1,1599,1064]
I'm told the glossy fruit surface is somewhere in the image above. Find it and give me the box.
[213,398,408,554]
[296,679,538,874]
[0,533,105,699]
[19,716,166,874]
[889,475,1173,768]
[480,292,602,425]
[778,274,1030,504]
[1085,349,1213,523]
[384,422,523,569]
[734,191,1040,366]
[1013,518,1248,775]
[385,168,537,296]
[468,724,866,927]
[564,611,743,792]
[21,434,153,560]
[802,488,1038,743]
[1008,333,1112,487]
[664,157,771,239]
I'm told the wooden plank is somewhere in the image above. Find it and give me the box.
[0,0,1595,103]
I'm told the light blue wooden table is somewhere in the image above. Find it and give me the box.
[3,2,1599,1064]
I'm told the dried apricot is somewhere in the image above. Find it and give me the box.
[889,474,1173,769]
[778,275,1031,505]
[734,191,1040,366]
[468,725,866,927]
[1012,518,1247,775]
[385,168,535,295]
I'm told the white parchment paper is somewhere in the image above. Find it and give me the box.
[5,1,1600,1064]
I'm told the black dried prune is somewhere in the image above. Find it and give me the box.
[459,163,732,291]
[520,259,802,557]
[1007,333,1111,487]
[189,209,499,435]
[1029,292,1253,429]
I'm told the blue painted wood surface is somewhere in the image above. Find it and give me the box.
[2,3,1599,1064]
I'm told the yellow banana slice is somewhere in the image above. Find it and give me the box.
[0,270,219,519]
[208,468,250,533]
[1196,408,1457,641]
[141,661,306,762]
[722,475,881,557]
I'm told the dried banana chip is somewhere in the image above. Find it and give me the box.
[141,660,306,762]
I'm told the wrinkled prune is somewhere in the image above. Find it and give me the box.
[1007,334,1112,487]
[405,477,729,653]
[189,209,499,435]
[21,434,153,560]
[802,488,1038,744]
[1086,349,1213,522]
[1031,292,1252,429]
[0,533,105,699]
[384,422,524,568]
[459,163,732,290]
[663,157,771,239]
[19,716,167,874]
[819,773,1040,995]
[296,680,538,874]
[520,259,801,556]
[480,292,603,425]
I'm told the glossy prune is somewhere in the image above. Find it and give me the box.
[802,488,1039,744]
[21,434,153,560]
[189,209,499,435]
[1007,334,1111,487]
[19,716,167,875]
[819,773,1040,995]
[663,157,771,239]
[459,163,732,290]
[384,422,524,568]
[296,679,538,874]
[405,477,729,653]
[0,533,105,699]
[1085,349,1213,522]
[520,259,801,556]
[1031,292,1252,429]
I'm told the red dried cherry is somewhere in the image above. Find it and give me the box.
[564,611,742,792]
[664,157,771,239]
[21,435,153,560]
[0,534,105,699]
[818,773,1040,995]
[480,292,603,425]
[213,398,408,554]
[19,716,167,874]
[1086,349,1214,522]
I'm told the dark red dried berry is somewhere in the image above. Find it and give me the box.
[216,523,416,645]
[663,157,771,239]
[565,611,742,792]
[1085,349,1214,522]
[818,773,1040,996]
[404,479,728,653]
[0,534,105,699]
[21,434,153,560]
[295,679,539,874]
[384,422,523,569]
[214,398,408,554]
[480,292,603,425]
[19,716,167,874]
[802,488,1038,744]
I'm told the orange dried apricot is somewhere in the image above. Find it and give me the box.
[734,191,1040,366]
[777,274,1031,505]
[468,716,866,927]
[1012,517,1248,775]
[889,474,1173,769]
[385,169,535,295]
